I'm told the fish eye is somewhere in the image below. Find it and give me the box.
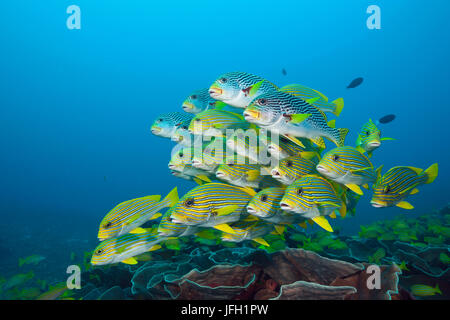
[104,222,112,229]
[257,98,267,105]
[179,153,184,158]
[365,131,370,136]
[383,185,391,194]
[260,194,268,202]
[182,126,188,130]
[297,188,303,196]
[195,118,201,122]
[184,198,195,207]
[332,155,340,162]
[286,160,293,168]
[95,249,103,255]
[219,77,228,83]
[191,95,197,99]
[157,118,163,122]
[228,163,234,167]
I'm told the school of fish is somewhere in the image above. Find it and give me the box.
[89,71,439,266]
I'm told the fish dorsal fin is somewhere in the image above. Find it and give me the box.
[149,213,163,221]
[405,167,423,175]
[283,134,306,148]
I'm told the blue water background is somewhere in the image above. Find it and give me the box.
[0,0,448,278]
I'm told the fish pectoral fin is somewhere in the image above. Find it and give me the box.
[197,175,212,183]
[247,80,265,96]
[148,244,162,252]
[238,187,257,197]
[355,145,366,154]
[149,213,163,221]
[162,186,179,208]
[215,205,239,216]
[252,237,270,247]
[410,188,419,195]
[121,257,138,265]
[362,183,369,189]
[213,224,237,234]
[289,114,311,124]
[312,216,334,232]
[380,137,395,141]
[305,97,320,105]
[345,184,363,196]
[246,170,260,182]
[283,134,306,148]
[129,227,147,234]
[396,201,414,210]
[193,177,204,185]
[274,225,285,235]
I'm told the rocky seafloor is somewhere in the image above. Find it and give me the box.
[68,204,450,300]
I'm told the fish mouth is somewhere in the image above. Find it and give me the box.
[243,109,260,121]
[215,171,226,178]
[271,168,282,178]
[209,86,223,98]
[280,202,292,211]
[368,141,381,148]
[371,201,386,208]
[151,127,162,134]
[191,159,202,168]
[171,218,184,224]
[246,206,257,214]
[168,164,177,170]
[316,165,330,175]
[182,102,194,112]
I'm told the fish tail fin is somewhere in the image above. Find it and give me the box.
[162,187,179,208]
[435,284,442,295]
[332,97,344,117]
[335,128,349,147]
[424,163,438,184]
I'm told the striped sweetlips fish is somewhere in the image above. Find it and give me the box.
[226,128,270,164]
[221,220,273,247]
[271,155,318,185]
[209,71,279,109]
[182,88,217,114]
[91,231,163,265]
[244,90,348,149]
[267,135,317,160]
[188,109,252,137]
[371,163,438,210]
[215,162,278,189]
[246,188,308,229]
[280,175,347,232]
[157,207,199,237]
[316,146,381,196]
[168,147,213,184]
[171,118,203,147]
[170,183,256,234]
[356,119,395,157]
[279,84,344,117]
[151,112,194,139]
[97,187,179,241]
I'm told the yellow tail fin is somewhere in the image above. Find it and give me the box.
[424,163,438,184]
[332,97,344,117]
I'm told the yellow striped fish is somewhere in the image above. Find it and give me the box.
[355,119,395,157]
[188,109,252,137]
[317,146,379,195]
[271,155,318,185]
[280,175,346,232]
[170,183,255,234]
[410,284,442,297]
[91,231,163,265]
[97,187,179,240]
[157,207,199,237]
[222,220,273,247]
[247,188,307,227]
[371,164,438,210]
[267,135,317,160]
